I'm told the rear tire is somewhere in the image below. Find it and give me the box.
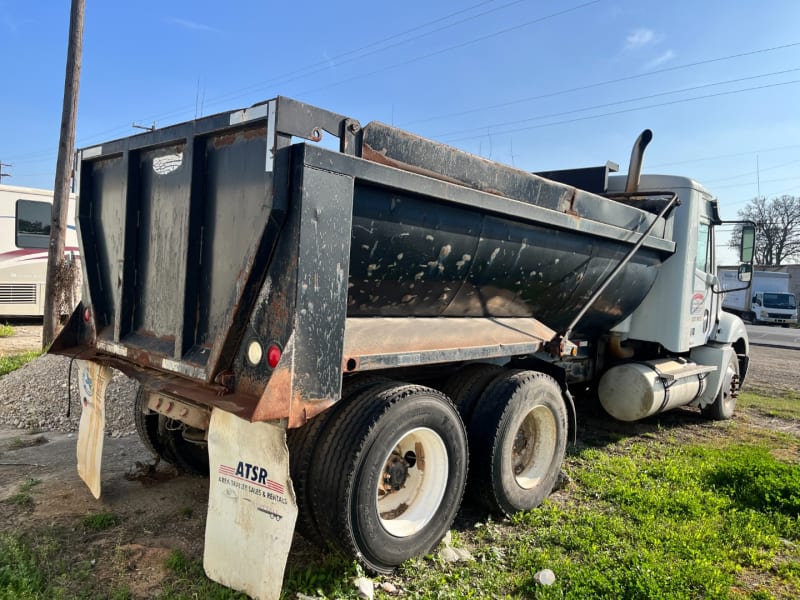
[701,352,739,421]
[441,363,504,424]
[133,387,208,475]
[310,383,467,573]
[287,375,389,544]
[468,370,568,516]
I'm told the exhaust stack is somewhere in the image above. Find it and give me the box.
[625,129,653,193]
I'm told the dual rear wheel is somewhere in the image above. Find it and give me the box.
[287,369,568,572]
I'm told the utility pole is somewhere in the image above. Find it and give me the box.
[43,0,84,348]
[756,154,761,200]
[0,161,11,181]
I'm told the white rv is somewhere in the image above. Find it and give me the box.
[0,184,78,318]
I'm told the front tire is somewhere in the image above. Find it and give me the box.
[468,370,568,516]
[701,352,739,421]
[310,384,468,573]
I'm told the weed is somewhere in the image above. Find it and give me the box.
[0,533,45,597]
[0,324,14,338]
[0,351,42,378]
[739,390,800,420]
[283,557,364,599]
[179,506,193,519]
[5,478,41,508]
[161,550,247,599]
[7,436,47,451]
[82,512,119,531]
[706,445,800,517]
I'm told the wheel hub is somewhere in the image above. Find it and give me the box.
[383,453,409,491]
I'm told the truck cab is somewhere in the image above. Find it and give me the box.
[752,291,797,326]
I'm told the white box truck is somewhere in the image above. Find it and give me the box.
[721,269,797,326]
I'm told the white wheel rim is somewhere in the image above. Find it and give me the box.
[376,427,448,538]
[512,405,557,489]
[721,357,738,407]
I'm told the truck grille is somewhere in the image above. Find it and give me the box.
[767,312,789,319]
[0,284,37,304]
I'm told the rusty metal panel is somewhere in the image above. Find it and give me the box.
[342,317,555,371]
[362,122,574,213]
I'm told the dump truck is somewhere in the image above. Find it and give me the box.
[720,268,797,326]
[51,97,755,598]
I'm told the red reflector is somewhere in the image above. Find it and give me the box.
[83,307,91,323]
[267,345,282,369]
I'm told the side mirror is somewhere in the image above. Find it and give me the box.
[737,263,752,283]
[740,224,755,263]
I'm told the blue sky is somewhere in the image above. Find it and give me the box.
[2,0,799,221]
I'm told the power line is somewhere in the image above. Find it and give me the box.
[181,0,530,115]
[404,40,800,127]
[432,66,800,139]
[119,0,528,129]
[701,158,800,185]
[712,175,800,190]
[649,144,800,168]
[6,0,515,162]
[291,0,603,99]
[10,0,591,165]
[440,78,800,144]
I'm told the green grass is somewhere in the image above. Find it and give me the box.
[7,436,47,451]
[0,529,94,600]
[0,324,14,338]
[81,512,119,531]
[390,441,800,600]
[1,393,798,599]
[5,479,41,508]
[159,550,248,599]
[739,390,800,420]
[0,351,42,378]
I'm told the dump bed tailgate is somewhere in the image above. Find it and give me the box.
[76,108,286,382]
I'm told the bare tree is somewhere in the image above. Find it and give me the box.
[729,195,800,266]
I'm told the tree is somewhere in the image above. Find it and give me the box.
[730,195,800,266]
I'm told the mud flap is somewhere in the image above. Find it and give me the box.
[204,409,297,600]
[76,360,113,499]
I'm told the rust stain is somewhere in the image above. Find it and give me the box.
[564,188,581,218]
[243,125,267,140]
[361,144,464,187]
[251,360,335,428]
[213,133,237,148]
[252,365,292,422]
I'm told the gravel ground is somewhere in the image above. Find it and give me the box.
[0,345,795,437]
[743,344,800,395]
[0,354,139,436]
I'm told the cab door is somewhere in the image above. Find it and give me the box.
[690,219,717,347]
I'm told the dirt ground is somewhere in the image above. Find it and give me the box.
[0,322,42,356]
[0,344,797,598]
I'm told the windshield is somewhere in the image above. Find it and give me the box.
[763,293,797,310]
